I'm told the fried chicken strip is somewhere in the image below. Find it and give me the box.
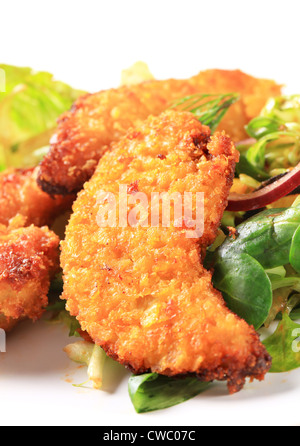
[0,167,73,227]
[38,69,281,195]
[0,166,72,331]
[61,111,271,393]
[0,224,59,331]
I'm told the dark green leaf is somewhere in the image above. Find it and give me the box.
[217,205,300,270]
[213,253,272,329]
[128,373,210,414]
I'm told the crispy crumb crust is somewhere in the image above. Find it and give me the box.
[0,167,74,227]
[38,69,281,195]
[61,111,271,393]
[0,224,60,325]
[0,313,20,332]
[101,329,271,395]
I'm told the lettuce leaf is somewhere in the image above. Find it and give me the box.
[263,313,300,372]
[128,373,210,413]
[0,64,85,171]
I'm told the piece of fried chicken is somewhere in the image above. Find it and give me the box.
[0,224,59,331]
[0,166,69,330]
[61,111,271,393]
[38,69,281,195]
[0,167,73,227]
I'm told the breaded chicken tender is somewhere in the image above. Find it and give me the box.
[38,69,281,195]
[61,111,271,393]
[0,166,70,331]
[0,224,59,331]
[0,167,73,227]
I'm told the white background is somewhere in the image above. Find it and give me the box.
[1,0,300,427]
[1,0,300,92]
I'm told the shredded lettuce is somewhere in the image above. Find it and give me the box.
[238,94,300,178]
[64,341,106,389]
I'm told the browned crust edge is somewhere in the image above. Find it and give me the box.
[98,333,272,395]
[36,176,76,196]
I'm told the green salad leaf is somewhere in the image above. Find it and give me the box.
[46,293,81,338]
[246,130,299,175]
[128,373,210,414]
[217,205,300,270]
[213,253,272,329]
[246,116,283,140]
[261,95,300,124]
[290,308,300,321]
[235,152,270,181]
[247,129,300,176]
[238,94,300,178]
[211,203,300,328]
[290,226,300,273]
[58,310,81,337]
[263,314,300,373]
[0,64,85,171]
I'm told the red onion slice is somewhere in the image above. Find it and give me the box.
[227,162,300,212]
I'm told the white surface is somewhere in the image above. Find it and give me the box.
[1,0,300,426]
[0,320,299,427]
[1,0,300,92]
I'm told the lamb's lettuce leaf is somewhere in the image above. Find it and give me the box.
[128,373,210,414]
[210,203,300,329]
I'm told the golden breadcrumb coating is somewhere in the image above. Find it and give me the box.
[0,224,59,330]
[0,167,73,227]
[0,166,70,331]
[38,69,281,195]
[61,111,271,393]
